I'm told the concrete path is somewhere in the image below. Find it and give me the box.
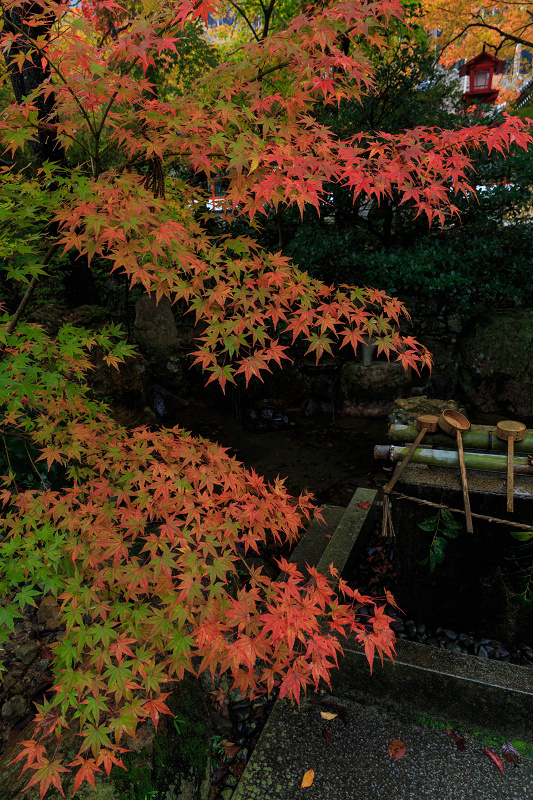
[233,694,533,800]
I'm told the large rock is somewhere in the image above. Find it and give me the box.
[458,310,533,416]
[341,361,411,416]
[1,695,27,723]
[389,396,463,426]
[37,595,62,630]
[134,294,180,360]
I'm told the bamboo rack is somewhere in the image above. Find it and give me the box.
[389,424,533,453]
[374,445,533,475]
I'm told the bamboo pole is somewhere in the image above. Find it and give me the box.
[508,436,515,511]
[374,445,533,474]
[455,429,473,532]
[391,492,533,530]
[389,424,533,453]
[382,428,428,495]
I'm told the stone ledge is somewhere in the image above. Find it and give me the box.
[330,637,533,741]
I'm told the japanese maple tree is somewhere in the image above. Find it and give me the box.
[421,0,533,92]
[0,0,532,796]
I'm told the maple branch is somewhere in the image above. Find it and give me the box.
[0,9,98,139]
[7,242,59,335]
[1,428,34,443]
[256,58,291,81]
[96,91,120,140]
[226,0,261,42]
[24,440,48,489]
[261,0,276,40]
[442,20,533,55]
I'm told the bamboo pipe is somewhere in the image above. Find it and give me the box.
[388,424,533,452]
[374,445,533,474]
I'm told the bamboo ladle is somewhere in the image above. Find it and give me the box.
[438,409,473,533]
[496,420,526,513]
[383,414,440,495]
[381,414,439,537]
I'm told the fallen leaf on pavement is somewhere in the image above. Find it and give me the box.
[323,729,332,745]
[320,711,337,721]
[301,769,314,788]
[484,746,504,773]
[308,698,348,723]
[388,739,406,760]
[502,741,521,765]
[357,501,371,510]
[445,727,465,752]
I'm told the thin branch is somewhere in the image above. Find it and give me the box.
[225,0,260,42]
[1,429,34,443]
[96,91,120,138]
[0,9,98,138]
[442,20,533,55]
[24,441,47,490]
[6,243,60,335]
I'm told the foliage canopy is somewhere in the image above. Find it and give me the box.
[0,0,531,796]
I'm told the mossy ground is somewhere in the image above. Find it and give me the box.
[111,677,211,800]
[0,678,211,800]
[405,710,533,760]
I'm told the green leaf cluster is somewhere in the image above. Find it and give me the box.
[419,508,462,573]
[504,530,533,610]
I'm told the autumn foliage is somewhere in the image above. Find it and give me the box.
[0,0,532,795]
[421,0,533,90]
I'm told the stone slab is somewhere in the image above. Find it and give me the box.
[232,694,533,800]
[288,504,345,576]
[316,487,377,577]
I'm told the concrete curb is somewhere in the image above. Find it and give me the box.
[330,637,533,741]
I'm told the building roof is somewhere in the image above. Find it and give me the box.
[459,51,506,78]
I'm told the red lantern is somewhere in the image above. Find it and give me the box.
[459,50,506,105]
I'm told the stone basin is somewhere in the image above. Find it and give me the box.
[289,488,533,739]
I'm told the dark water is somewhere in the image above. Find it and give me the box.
[170,401,391,505]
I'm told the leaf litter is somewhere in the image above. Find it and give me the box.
[446,727,465,752]
[388,739,406,760]
[300,769,314,788]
